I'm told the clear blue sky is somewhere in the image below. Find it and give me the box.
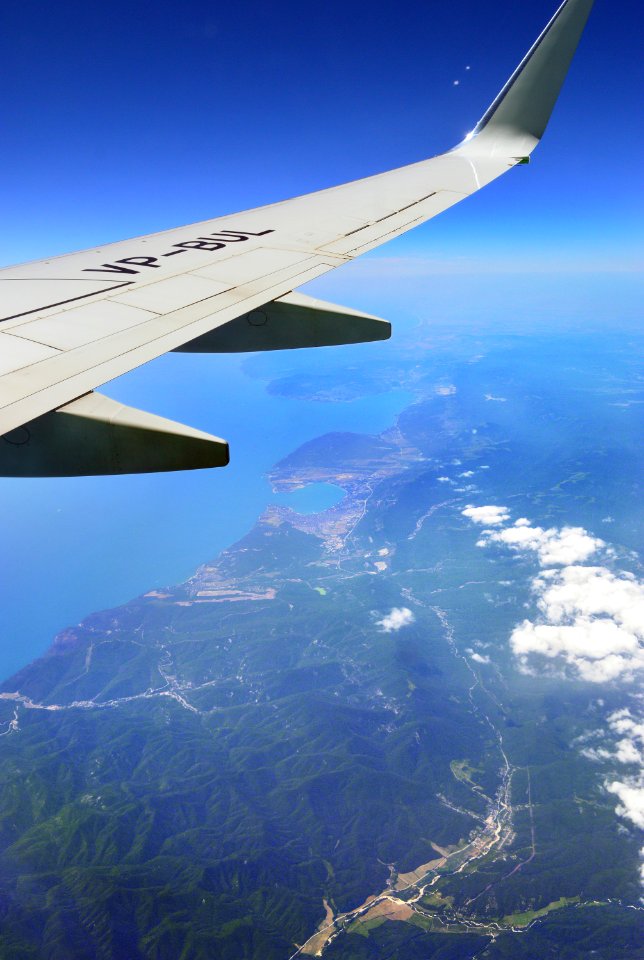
[0,0,641,270]
[0,0,642,678]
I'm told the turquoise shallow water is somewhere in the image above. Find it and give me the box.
[272,482,345,515]
[0,347,411,681]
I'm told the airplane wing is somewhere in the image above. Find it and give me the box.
[0,0,594,476]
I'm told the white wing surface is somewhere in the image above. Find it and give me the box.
[0,0,594,476]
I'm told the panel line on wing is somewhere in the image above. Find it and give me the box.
[0,281,135,323]
[0,262,335,432]
[0,0,596,459]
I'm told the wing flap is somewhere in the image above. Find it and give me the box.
[0,391,228,477]
[175,292,390,353]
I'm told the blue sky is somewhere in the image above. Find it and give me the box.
[1,0,641,269]
[0,0,642,677]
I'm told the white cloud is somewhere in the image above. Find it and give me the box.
[479,520,605,566]
[462,504,510,526]
[539,528,605,566]
[462,503,644,880]
[608,709,644,769]
[509,566,644,684]
[582,707,644,880]
[459,471,475,478]
[435,384,457,396]
[534,567,644,637]
[437,476,453,484]
[580,745,613,762]
[606,779,644,830]
[470,652,491,665]
[484,394,507,402]
[377,607,415,633]
[511,621,642,683]
[463,508,641,684]
[609,709,644,740]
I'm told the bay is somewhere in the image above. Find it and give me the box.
[0,346,411,681]
[272,482,345,514]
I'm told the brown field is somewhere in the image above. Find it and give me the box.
[395,856,445,890]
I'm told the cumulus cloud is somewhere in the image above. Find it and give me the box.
[462,506,643,686]
[462,504,510,526]
[605,710,644,856]
[510,566,644,684]
[377,607,415,633]
[435,384,457,396]
[462,503,644,880]
[581,707,644,880]
[479,520,605,566]
[607,779,644,830]
[534,567,643,636]
[580,745,612,762]
[511,620,642,683]
[609,709,644,750]
[470,652,491,665]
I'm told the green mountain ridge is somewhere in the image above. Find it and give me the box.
[0,332,642,959]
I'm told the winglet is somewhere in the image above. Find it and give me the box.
[462,0,595,157]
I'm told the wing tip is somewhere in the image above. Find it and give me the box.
[466,0,595,154]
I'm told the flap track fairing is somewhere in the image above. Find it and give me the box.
[0,392,229,477]
[174,292,391,353]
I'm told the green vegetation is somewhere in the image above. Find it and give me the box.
[421,890,455,910]
[350,916,387,937]
[450,760,483,789]
[0,333,642,957]
[501,895,580,927]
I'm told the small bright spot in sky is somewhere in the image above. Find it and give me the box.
[466,65,471,70]
[453,80,460,86]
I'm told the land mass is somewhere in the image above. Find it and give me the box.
[0,332,642,959]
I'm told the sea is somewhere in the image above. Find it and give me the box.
[2,266,640,682]
[0,343,411,680]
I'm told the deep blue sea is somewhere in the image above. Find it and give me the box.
[0,345,410,680]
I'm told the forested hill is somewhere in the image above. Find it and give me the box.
[0,333,642,959]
